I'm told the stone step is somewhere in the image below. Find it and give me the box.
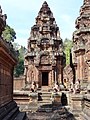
[22,104,39,112]
[0,101,27,120]
[14,112,26,120]
[38,100,52,106]
[40,92,52,94]
[40,94,51,97]
[13,97,29,100]
[38,92,52,106]
[2,107,19,120]
[0,101,17,120]
[80,112,90,120]
[38,92,51,102]
[42,96,51,101]
[38,92,51,97]
[38,100,52,103]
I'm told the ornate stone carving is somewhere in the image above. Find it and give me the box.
[84,0,90,4]
[72,0,90,87]
[24,1,65,89]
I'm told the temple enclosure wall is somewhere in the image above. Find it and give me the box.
[14,76,25,90]
[0,38,17,106]
[0,6,27,120]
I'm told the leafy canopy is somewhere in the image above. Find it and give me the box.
[2,24,26,77]
[63,38,72,65]
[2,25,16,42]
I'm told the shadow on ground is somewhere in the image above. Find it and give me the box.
[27,104,76,120]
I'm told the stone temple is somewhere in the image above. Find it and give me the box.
[0,0,90,119]
[73,0,90,88]
[24,1,65,90]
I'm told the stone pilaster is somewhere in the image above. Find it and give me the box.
[87,61,90,82]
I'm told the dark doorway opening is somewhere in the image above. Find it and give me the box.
[42,72,48,86]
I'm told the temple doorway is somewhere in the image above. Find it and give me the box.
[42,72,48,86]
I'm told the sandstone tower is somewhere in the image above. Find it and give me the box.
[24,1,65,89]
[73,0,90,87]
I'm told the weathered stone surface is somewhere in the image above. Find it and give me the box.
[70,94,83,112]
[24,1,65,90]
[14,76,26,91]
[63,65,74,89]
[0,5,27,120]
[0,7,18,106]
[0,5,7,35]
[72,0,90,91]
[0,101,27,120]
[80,94,90,120]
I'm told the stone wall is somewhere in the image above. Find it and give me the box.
[68,92,90,120]
[81,94,90,120]
[0,39,17,106]
[14,76,25,90]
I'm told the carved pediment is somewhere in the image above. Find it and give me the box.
[40,55,50,64]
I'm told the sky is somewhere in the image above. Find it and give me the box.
[0,0,83,47]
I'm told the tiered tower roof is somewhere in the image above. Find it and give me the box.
[25,1,64,67]
[28,1,61,43]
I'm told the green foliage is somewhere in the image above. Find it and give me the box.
[2,25,16,42]
[2,24,26,77]
[63,38,72,65]
[14,59,24,77]
[19,46,26,59]
[14,45,26,77]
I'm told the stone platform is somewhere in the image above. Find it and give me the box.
[13,90,64,112]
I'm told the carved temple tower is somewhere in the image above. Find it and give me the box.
[73,0,90,87]
[24,1,65,89]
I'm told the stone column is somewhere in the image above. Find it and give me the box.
[58,65,62,84]
[55,69,57,83]
[80,54,84,81]
[74,64,77,81]
[52,70,54,85]
[24,67,28,84]
[35,68,39,84]
[49,71,52,87]
[77,56,80,79]
[87,61,90,82]
[39,71,42,88]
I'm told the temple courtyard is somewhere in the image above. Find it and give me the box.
[0,0,90,120]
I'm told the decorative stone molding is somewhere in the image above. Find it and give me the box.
[24,1,65,89]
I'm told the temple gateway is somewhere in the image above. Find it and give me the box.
[24,1,65,89]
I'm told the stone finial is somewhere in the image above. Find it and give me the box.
[0,5,2,15]
[0,5,7,36]
[39,1,51,14]
[42,1,48,7]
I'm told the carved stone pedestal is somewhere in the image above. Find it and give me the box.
[28,92,38,112]
[71,94,83,118]
[51,92,62,105]
[29,92,38,103]
[80,94,90,120]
